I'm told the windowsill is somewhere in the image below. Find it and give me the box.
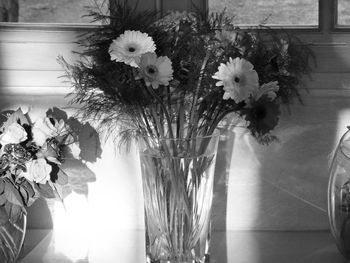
[2,23,350,35]
[0,22,104,31]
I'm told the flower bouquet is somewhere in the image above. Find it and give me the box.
[0,108,97,262]
[58,1,313,262]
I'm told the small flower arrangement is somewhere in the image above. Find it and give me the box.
[0,108,97,224]
[58,2,314,145]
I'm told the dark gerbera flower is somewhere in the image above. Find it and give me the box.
[244,95,280,136]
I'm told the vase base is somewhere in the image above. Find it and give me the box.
[147,254,210,263]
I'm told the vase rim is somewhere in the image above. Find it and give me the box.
[139,130,220,141]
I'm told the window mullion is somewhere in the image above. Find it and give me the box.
[319,0,337,33]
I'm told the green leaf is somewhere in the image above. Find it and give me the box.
[19,186,29,205]
[0,179,4,194]
[0,108,29,132]
[0,179,6,206]
[56,184,72,200]
[34,182,56,199]
[61,159,96,183]
[56,169,68,185]
[72,184,88,196]
[20,180,36,198]
[0,194,6,207]
[0,206,9,224]
[20,180,38,207]
[4,179,24,207]
[5,202,23,223]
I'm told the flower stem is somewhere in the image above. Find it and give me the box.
[146,86,175,139]
[187,51,210,139]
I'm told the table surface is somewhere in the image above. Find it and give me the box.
[18,229,349,263]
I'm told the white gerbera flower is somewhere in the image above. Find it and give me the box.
[212,57,259,102]
[109,30,156,67]
[137,52,173,89]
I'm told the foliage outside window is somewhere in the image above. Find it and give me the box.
[337,0,350,26]
[0,0,108,23]
[208,0,318,26]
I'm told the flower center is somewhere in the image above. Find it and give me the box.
[146,66,158,76]
[254,105,267,120]
[128,47,136,53]
[234,76,240,83]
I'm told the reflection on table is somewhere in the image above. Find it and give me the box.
[19,229,346,263]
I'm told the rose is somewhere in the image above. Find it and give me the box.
[32,117,67,146]
[23,158,51,184]
[0,123,27,146]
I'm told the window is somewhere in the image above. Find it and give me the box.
[0,0,108,23]
[337,0,350,26]
[208,0,318,26]
[0,1,349,33]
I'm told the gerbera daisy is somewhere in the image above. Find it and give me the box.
[212,57,259,103]
[244,95,280,136]
[215,30,237,45]
[253,81,280,101]
[109,30,156,67]
[137,52,173,89]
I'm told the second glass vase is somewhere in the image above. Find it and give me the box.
[0,204,27,263]
[328,127,350,260]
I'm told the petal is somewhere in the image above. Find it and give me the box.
[215,80,224,86]
[151,82,160,89]
[223,92,231,100]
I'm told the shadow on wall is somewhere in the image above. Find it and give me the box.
[253,41,350,232]
[215,98,342,261]
[253,42,350,260]
[211,43,350,261]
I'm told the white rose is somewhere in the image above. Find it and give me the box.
[23,158,52,184]
[0,123,27,145]
[33,117,67,146]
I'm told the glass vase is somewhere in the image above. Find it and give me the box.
[328,127,350,260]
[138,132,220,263]
[0,205,27,263]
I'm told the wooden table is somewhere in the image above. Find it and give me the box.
[18,229,347,263]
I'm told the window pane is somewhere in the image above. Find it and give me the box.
[0,0,109,23]
[338,0,350,25]
[209,0,318,25]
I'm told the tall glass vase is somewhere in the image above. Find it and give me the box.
[138,132,220,263]
[0,204,27,263]
[328,127,350,260]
